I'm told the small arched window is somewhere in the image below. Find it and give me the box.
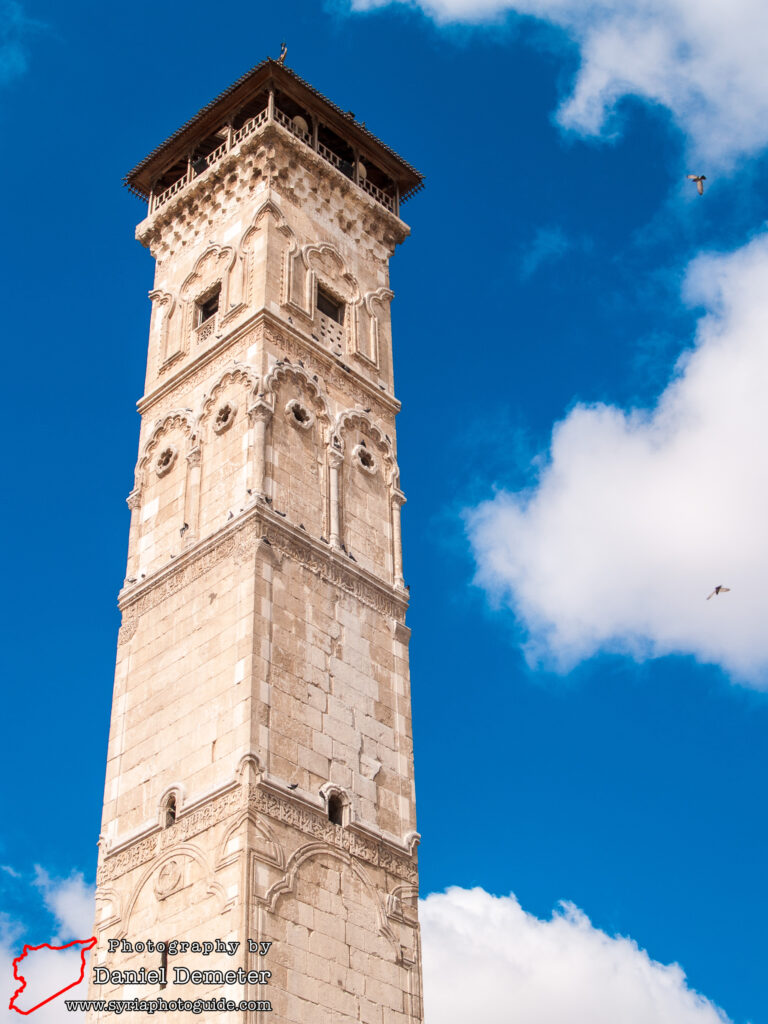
[328,793,344,826]
[164,795,177,828]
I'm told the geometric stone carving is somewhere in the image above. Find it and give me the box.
[155,446,177,477]
[212,401,237,434]
[284,398,314,431]
[352,441,376,475]
[153,859,182,900]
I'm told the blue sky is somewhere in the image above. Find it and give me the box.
[2,0,768,1020]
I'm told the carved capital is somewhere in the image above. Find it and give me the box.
[248,400,273,425]
[391,489,406,509]
[126,489,142,510]
[148,288,174,307]
[186,446,202,468]
[328,449,344,469]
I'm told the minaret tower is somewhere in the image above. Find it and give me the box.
[89,60,424,1022]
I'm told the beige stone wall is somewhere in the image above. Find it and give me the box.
[90,115,421,1023]
[92,777,420,1023]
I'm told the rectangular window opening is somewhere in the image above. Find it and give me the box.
[316,286,344,325]
[197,287,220,325]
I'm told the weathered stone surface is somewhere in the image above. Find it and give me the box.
[89,70,422,1024]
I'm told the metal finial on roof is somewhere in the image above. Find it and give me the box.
[277,41,287,65]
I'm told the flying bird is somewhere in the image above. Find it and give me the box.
[706,585,731,600]
[687,174,706,195]
[277,42,287,65]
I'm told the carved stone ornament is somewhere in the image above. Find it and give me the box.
[156,446,178,477]
[98,782,417,886]
[154,859,182,900]
[213,401,237,435]
[352,442,376,475]
[285,399,314,431]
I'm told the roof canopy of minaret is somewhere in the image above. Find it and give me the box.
[125,59,424,215]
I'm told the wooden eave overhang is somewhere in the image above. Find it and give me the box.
[124,59,424,204]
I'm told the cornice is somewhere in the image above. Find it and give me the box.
[261,310,401,412]
[117,501,409,629]
[136,122,410,251]
[137,308,401,417]
[137,313,262,415]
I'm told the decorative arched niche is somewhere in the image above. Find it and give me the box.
[148,290,181,374]
[180,244,237,348]
[132,411,194,578]
[196,364,260,538]
[118,846,228,942]
[238,199,296,315]
[332,409,399,580]
[286,243,360,357]
[262,363,331,536]
[257,846,415,1020]
[355,287,394,368]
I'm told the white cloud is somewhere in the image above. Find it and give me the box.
[350,0,768,166]
[33,867,95,943]
[421,887,731,1023]
[467,231,768,683]
[521,225,573,279]
[0,868,733,1021]
[0,869,94,1022]
[0,1,41,86]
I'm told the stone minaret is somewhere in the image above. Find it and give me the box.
[89,60,424,1023]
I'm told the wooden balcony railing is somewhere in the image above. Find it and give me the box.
[149,105,398,216]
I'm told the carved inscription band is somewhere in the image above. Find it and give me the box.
[97,785,416,886]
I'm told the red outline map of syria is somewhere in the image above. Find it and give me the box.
[9,937,96,1015]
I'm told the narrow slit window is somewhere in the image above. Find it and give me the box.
[328,794,344,826]
[316,286,344,325]
[164,795,176,827]
[160,944,168,989]
[197,288,220,325]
